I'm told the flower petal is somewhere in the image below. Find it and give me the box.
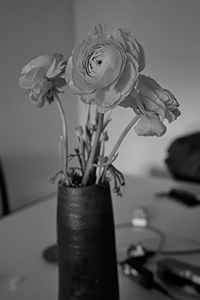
[120,28,146,71]
[137,42,146,72]
[94,81,121,112]
[25,66,48,82]
[69,80,83,94]
[134,114,166,137]
[19,76,37,89]
[28,81,53,107]
[165,107,181,123]
[21,55,52,74]
[119,89,140,113]
[46,54,67,78]
[138,94,166,121]
[116,55,138,98]
[65,56,73,83]
[89,24,126,50]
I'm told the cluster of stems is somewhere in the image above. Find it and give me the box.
[56,93,140,187]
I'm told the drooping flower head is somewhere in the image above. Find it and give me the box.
[120,75,181,136]
[65,24,145,113]
[19,54,67,107]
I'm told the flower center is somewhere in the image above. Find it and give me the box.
[84,45,112,77]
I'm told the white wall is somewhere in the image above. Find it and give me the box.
[0,0,77,210]
[73,0,200,177]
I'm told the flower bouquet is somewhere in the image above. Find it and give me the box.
[19,24,180,300]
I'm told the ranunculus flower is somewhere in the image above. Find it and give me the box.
[120,75,181,136]
[65,24,145,113]
[19,54,67,107]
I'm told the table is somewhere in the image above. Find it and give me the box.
[0,175,200,300]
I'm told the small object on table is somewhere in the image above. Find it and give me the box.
[120,256,154,289]
[126,243,155,264]
[131,206,148,227]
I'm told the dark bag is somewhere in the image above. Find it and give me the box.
[165,132,200,184]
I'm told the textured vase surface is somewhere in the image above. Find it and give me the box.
[57,181,119,300]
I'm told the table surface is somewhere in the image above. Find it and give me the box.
[0,175,200,300]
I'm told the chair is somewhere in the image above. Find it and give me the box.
[0,158,10,216]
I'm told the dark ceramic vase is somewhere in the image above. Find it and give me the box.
[57,181,119,300]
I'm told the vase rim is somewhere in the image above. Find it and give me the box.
[58,179,110,190]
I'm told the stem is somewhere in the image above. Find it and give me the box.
[82,112,104,186]
[54,93,68,176]
[95,138,105,185]
[101,114,140,182]
[79,136,86,173]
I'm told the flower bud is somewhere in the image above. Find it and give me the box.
[75,126,84,137]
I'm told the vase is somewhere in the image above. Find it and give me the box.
[57,181,119,300]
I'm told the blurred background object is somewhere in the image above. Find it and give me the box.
[165,132,200,184]
[0,158,10,216]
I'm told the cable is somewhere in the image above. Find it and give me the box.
[115,222,166,252]
[116,222,200,257]
[138,236,200,256]
[146,225,166,252]
[158,248,200,256]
